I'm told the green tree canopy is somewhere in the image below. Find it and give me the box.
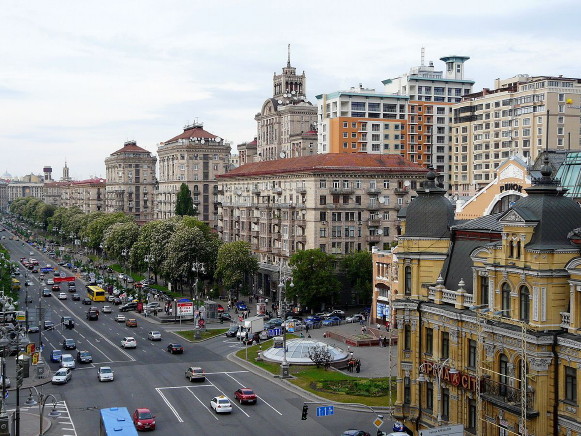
[341,251,373,304]
[81,212,133,249]
[175,183,197,216]
[103,221,140,262]
[289,249,341,311]
[215,241,258,293]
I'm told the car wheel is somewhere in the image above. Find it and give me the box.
[239,398,242,404]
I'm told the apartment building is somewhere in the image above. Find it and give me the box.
[61,178,106,213]
[316,85,409,156]
[105,140,157,223]
[156,122,231,227]
[383,55,474,188]
[43,181,67,207]
[255,49,317,161]
[377,162,581,435]
[216,153,426,300]
[451,75,581,197]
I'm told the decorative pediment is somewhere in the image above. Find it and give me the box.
[499,164,524,181]
[500,209,525,223]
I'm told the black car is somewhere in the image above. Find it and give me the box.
[76,350,92,363]
[225,325,238,337]
[72,293,80,301]
[51,285,61,292]
[119,302,138,312]
[43,320,55,330]
[42,289,51,297]
[218,313,233,323]
[167,343,184,354]
[62,338,76,350]
[61,316,75,329]
[82,298,92,305]
[86,310,98,321]
[27,325,40,334]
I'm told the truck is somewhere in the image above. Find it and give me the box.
[236,316,265,342]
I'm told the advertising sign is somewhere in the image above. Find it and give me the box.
[256,302,266,315]
[54,276,75,283]
[177,302,194,316]
[31,352,39,365]
[26,343,35,355]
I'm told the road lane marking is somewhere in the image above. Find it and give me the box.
[224,372,283,415]
[205,378,250,418]
[185,387,218,420]
[155,387,184,423]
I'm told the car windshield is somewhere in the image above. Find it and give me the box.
[151,331,160,335]
[138,412,153,419]
[218,399,229,404]
[62,356,72,361]
[100,368,112,373]
[242,389,254,395]
[56,369,67,375]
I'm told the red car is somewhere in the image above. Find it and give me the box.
[234,388,257,404]
[216,304,224,313]
[132,408,156,431]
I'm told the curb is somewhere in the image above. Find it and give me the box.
[227,352,392,414]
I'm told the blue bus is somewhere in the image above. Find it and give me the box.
[99,407,138,436]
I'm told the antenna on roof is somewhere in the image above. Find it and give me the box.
[287,43,291,67]
[421,47,425,66]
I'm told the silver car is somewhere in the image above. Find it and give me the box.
[60,354,75,369]
[97,366,114,382]
[147,331,162,341]
[52,368,72,384]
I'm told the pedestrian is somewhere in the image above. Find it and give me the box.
[349,351,354,361]
[383,337,388,347]
[379,336,384,347]
[356,360,361,373]
[361,325,367,334]
[305,324,309,334]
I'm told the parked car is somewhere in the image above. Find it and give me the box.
[218,313,233,322]
[60,353,75,369]
[234,388,257,404]
[125,319,137,327]
[147,331,162,341]
[225,325,238,338]
[329,309,346,318]
[322,316,342,326]
[167,343,184,354]
[210,395,232,413]
[52,367,72,384]
[185,366,205,382]
[76,350,93,363]
[0,375,11,389]
[121,337,137,349]
[97,366,114,382]
[132,408,156,431]
[346,314,365,323]
[50,349,62,363]
[120,302,138,312]
[236,302,248,311]
[341,431,371,436]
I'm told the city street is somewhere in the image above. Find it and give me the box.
[2,232,392,436]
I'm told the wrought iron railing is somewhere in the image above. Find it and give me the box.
[481,377,535,410]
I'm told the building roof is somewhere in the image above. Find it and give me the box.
[165,123,219,143]
[217,154,428,178]
[71,178,106,185]
[111,140,150,155]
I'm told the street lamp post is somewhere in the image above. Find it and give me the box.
[417,357,458,425]
[278,262,293,379]
[191,260,205,301]
[24,386,61,436]
[0,335,10,436]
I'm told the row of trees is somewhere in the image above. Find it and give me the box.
[8,195,374,309]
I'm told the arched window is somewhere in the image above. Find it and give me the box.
[404,266,412,296]
[501,283,511,316]
[519,285,530,322]
[480,275,489,306]
[516,241,521,259]
[508,241,514,258]
[499,354,509,396]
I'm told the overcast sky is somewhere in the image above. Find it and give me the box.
[1,0,579,180]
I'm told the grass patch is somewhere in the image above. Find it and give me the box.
[175,328,228,342]
[234,340,395,407]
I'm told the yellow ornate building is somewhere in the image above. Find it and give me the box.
[382,160,581,435]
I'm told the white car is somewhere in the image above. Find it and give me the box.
[346,314,364,323]
[60,354,75,369]
[102,306,112,313]
[97,366,114,382]
[121,337,137,349]
[52,367,72,384]
[58,292,67,300]
[210,395,232,413]
[147,331,162,341]
[115,314,126,323]
[46,279,54,285]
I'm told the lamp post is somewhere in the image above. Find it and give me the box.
[24,386,61,435]
[278,262,293,379]
[144,255,153,282]
[0,335,10,436]
[417,357,458,425]
[191,260,205,301]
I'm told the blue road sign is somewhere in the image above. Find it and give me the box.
[316,406,334,417]
[268,328,282,337]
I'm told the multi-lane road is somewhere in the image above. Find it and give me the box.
[2,231,387,436]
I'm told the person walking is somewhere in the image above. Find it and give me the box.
[305,324,309,334]
[355,360,361,373]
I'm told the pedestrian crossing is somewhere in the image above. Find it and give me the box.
[12,399,77,436]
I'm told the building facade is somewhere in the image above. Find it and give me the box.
[383,54,474,187]
[156,122,231,227]
[451,75,581,197]
[217,153,426,300]
[380,162,581,435]
[316,85,409,156]
[255,49,317,161]
[105,140,157,223]
[43,181,67,207]
[61,178,106,213]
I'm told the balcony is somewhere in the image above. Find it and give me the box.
[561,312,571,329]
[366,235,381,243]
[295,234,306,243]
[367,202,381,210]
[295,187,307,194]
[481,377,538,418]
[252,188,261,195]
[368,218,381,226]
[367,187,381,195]
[330,187,354,195]
[394,188,408,195]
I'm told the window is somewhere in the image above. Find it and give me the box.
[404,266,412,296]
[426,382,434,411]
[499,354,509,396]
[319,180,327,189]
[442,387,450,421]
[404,324,411,350]
[566,366,577,403]
[501,283,511,315]
[480,275,489,306]
[468,339,477,368]
[441,332,449,359]
[468,399,476,431]
[520,286,530,322]
[404,377,411,404]
[426,328,433,355]
[319,195,326,205]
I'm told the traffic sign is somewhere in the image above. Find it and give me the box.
[316,406,334,417]
[373,417,384,428]
[268,328,282,337]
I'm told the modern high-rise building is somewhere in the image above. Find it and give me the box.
[105,140,157,223]
[383,53,474,187]
[156,122,231,227]
[450,75,581,197]
[255,46,317,161]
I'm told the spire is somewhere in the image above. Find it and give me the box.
[287,43,291,67]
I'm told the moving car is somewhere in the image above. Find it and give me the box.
[42,289,51,297]
[82,298,92,305]
[52,367,72,384]
[86,310,99,321]
[62,338,76,350]
[76,350,93,363]
[52,285,61,292]
[27,325,40,334]
[210,395,232,413]
[218,312,233,322]
[62,316,75,329]
[0,375,10,389]
[125,319,137,327]
[234,388,257,404]
[147,331,161,341]
[102,305,112,313]
[115,314,126,323]
[132,408,156,431]
[97,366,114,382]
[72,293,80,301]
[166,343,183,354]
[341,431,371,436]
[43,320,55,330]
[50,350,62,363]
[58,292,67,300]
[119,302,138,312]
[225,325,238,338]
[185,366,205,382]
[46,279,54,285]
[60,353,75,369]
[121,337,137,349]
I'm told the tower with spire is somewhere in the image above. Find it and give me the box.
[272,44,307,100]
[61,160,71,181]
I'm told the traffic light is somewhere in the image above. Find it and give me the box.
[301,404,308,420]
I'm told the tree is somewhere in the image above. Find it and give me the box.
[289,249,341,311]
[175,183,197,216]
[81,212,133,249]
[341,251,373,304]
[308,344,332,369]
[103,222,140,262]
[215,241,258,294]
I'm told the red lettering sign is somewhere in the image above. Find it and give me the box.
[420,360,478,392]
